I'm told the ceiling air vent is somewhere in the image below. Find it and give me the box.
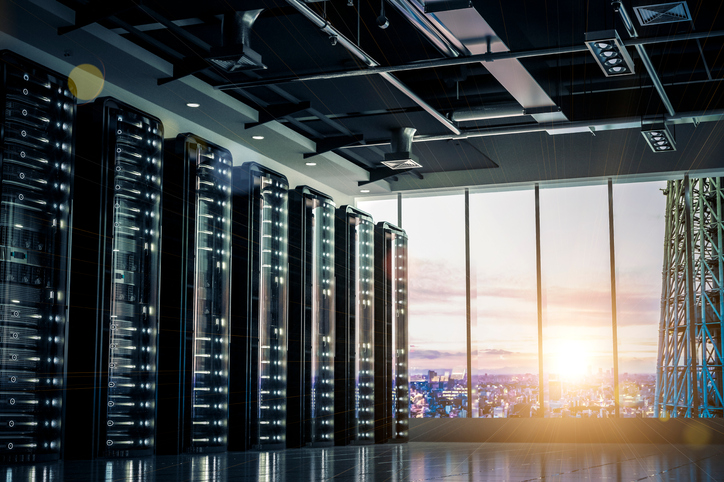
[633,2,691,26]
[383,128,422,170]
[382,158,423,170]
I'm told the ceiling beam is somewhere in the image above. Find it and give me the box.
[214,30,724,91]
[245,101,311,129]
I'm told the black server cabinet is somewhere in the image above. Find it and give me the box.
[229,163,288,451]
[374,222,409,443]
[0,51,75,463]
[158,134,232,454]
[287,186,335,448]
[334,206,375,446]
[66,97,163,459]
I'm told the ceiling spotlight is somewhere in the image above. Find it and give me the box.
[305,162,317,166]
[584,30,635,77]
[252,135,265,140]
[186,102,200,108]
[641,120,676,152]
[360,189,370,193]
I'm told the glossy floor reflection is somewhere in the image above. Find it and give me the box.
[4,443,724,481]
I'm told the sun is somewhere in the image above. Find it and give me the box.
[549,340,591,379]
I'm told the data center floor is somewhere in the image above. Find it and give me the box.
[5,442,724,481]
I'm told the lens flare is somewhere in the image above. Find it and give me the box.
[68,63,105,102]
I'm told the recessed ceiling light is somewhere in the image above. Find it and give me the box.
[252,135,265,140]
[305,162,317,166]
[360,189,370,193]
[186,102,200,108]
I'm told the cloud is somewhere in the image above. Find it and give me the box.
[410,349,467,360]
[481,348,513,355]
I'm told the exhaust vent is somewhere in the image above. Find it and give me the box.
[633,2,691,26]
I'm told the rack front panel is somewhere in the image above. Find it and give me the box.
[288,186,335,447]
[230,163,288,451]
[334,206,374,445]
[158,134,231,454]
[0,51,74,463]
[67,98,162,459]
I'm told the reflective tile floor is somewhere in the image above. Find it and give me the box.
[4,443,724,481]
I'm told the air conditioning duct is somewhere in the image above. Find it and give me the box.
[208,10,266,73]
[383,127,422,169]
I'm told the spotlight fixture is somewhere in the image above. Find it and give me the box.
[641,120,676,152]
[305,162,317,166]
[360,189,370,193]
[584,30,635,77]
[186,102,200,108]
[252,135,265,140]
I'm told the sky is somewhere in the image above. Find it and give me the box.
[358,180,667,376]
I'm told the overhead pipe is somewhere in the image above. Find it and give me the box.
[612,0,675,116]
[284,0,460,135]
[340,109,724,147]
[215,29,724,91]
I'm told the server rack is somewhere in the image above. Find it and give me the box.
[0,51,75,463]
[287,186,335,448]
[229,163,288,451]
[374,222,409,443]
[158,134,232,454]
[334,206,375,445]
[66,97,163,459]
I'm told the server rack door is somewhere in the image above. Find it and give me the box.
[66,97,163,459]
[158,134,232,454]
[374,225,391,444]
[0,51,75,463]
[393,231,409,442]
[334,206,374,446]
[287,186,335,448]
[374,222,409,444]
[229,163,288,451]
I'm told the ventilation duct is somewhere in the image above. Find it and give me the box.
[383,128,422,169]
[634,2,692,26]
[208,10,266,73]
[451,104,525,122]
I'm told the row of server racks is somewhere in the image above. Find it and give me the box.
[0,51,409,462]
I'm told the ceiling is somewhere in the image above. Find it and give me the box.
[16,0,724,193]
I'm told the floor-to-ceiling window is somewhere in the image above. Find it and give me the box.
[357,174,720,420]
[356,198,399,226]
[470,189,539,418]
[612,181,667,417]
[402,194,468,417]
[539,184,615,417]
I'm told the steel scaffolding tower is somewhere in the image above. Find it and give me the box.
[655,176,724,418]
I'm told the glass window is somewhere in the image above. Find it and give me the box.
[357,198,399,226]
[613,181,666,417]
[403,194,468,418]
[539,185,614,418]
[470,189,539,418]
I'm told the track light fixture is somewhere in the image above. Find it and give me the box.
[641,119,676,152]
[584,30,635,77]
